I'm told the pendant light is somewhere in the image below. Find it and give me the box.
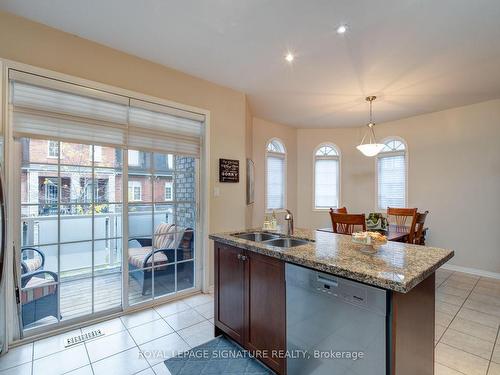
[356,96,385,157]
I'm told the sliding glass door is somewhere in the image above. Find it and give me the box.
[18,138,199,333]
[127,150,197,305]
[10,68,204,336]
[20,139,123,330]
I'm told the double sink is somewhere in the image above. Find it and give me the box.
[232,232,311,248]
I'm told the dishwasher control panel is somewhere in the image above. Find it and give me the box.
[286,263,387,316]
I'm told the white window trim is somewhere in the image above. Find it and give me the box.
[313,142,341,211]
[374,136,409,211]
[92,145,102,162]
[47,140,59,159]
[128,181,142,202]
[165,181,173,201]
[265,137,287,213]
[128,150,140,166]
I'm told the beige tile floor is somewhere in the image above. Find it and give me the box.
[1,269,500,374]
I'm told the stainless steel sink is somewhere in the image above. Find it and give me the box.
[232,232,281,242]
[263,238,311,248]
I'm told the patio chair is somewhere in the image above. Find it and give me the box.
[20,270,59,327]
[128,224,194,295]
[21,247,45,274]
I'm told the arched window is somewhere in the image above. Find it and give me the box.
[314,144,340,209]
[266,139,286,210]
[376,138,407,209]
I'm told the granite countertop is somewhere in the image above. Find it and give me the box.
[209,228,454,293]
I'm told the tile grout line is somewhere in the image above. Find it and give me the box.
[31,342,34,375]
[82,337,96,375]
[121,319,154,374]
[436,275,499,373]
[436,274,480,347]
[486,325,500,375]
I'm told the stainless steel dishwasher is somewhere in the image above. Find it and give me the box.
[286,263,388,375]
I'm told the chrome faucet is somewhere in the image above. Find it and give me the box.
[285,209,294,236]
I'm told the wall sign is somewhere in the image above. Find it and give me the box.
[219,158,239,183]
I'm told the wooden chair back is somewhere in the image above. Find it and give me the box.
[414,211,429,245]
[387,207,418,243]
[330,213,366,235]
[329,207,347,214]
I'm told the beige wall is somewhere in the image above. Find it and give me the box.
[252,117,297,227]
[296,99,500,274]
[245,98,254,227]
[0,11,250,284]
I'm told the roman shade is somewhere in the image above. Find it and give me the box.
[9,70,204,156]
[128,99,203,155]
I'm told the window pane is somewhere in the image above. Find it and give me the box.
[315,159,339,208]
[266,155,284,210]
[153,153,175,172]
[154,175,174,203]
[377,155,406,209]
[128,204,153,238]
[60,205,93,243]
[61,241,92,279]
[128,150,150,171]
[21,206,58,246]
[176,203,196,229]
[153,264,175,298]
[21,138,59,165]
[94,204,123,240]
[175,155,195,173]
[21,165,59,205]
[177,261,194,292]
[59,166,93,203]
[60,141,93,166]
[128,269,152,305]
[95,168,122,203]
[94,274,122,312]
[94,239,122,274]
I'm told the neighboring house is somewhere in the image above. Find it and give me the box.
[20,139,175,215]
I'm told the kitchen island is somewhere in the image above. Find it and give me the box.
[209,228,454,375]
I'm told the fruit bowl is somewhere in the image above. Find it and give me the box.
[352,231,388,254]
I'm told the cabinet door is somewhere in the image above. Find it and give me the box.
[214,242,245,344]
[245,251,286,374]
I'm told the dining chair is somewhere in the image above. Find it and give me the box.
[386,207,418,244]
[414,210,429,245]
[329,207,347,214]
[330,213,366,235]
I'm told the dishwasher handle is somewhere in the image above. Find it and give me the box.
[317,274,338,288]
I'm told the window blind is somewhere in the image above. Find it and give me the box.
[377,154,406,209]
[128,99,203,155]
[9,70,205,156]
[315,159,339,208]
[266,155,285,210]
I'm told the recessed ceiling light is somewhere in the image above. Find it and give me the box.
[285,52,294,63]
[336,24,348,34]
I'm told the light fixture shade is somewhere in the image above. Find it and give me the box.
[356,143,385,157]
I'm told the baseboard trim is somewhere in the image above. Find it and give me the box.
[441,264,500,280]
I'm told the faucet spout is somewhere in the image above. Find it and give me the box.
[285,209,294,236]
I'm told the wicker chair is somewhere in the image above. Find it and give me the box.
[128,224,194,295]
[21,247,45,274]
[21,270,59,327]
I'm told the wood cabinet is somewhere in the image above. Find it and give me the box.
[214,243,245,343]
[214,242,286,374]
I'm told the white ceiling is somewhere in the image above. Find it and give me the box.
[2,0,500,128]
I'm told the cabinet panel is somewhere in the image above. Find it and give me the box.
[214,243,245,343]
[245,251,286,374]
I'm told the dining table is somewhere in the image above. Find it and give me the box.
[317,224,428,243]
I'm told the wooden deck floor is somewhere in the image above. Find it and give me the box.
[59,271,192,320]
